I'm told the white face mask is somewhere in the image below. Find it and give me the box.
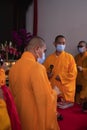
[56,44,66,52]
[37,52,45,64]
[78,47,86,53]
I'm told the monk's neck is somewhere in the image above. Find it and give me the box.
[55,51,62,56]
[80,52,86,57]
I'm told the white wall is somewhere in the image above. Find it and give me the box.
[26,0,87,57]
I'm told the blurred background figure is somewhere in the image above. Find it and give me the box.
[75,41,87,104]
[0,58,12,130]
[0,59,21,130]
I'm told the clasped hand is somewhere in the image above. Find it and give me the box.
[47,72,54,79]
[55,75,61,81]
[77,66,83,72]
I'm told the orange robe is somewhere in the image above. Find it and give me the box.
[75,51,87,101]
[0,99,11,130]
[0,68,11,130]
[0,68,6,86]
[9,52,60,130]
[44,51,77,102]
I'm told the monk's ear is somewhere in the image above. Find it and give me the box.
[34,45,40,53]
[35,45,39,50]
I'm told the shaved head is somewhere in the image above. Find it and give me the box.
[24,36,46,60]
[25,36,45,51]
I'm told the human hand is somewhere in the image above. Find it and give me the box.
[54,86,62,95]
[47,72,54,79]
[77,66,83,72]
[55,75,61,81]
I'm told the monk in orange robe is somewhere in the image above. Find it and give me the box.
[44,35,77,102]
[0,60,21,130]
[9,36,60,130]
[0,61,12,130]
[75,41,87,104]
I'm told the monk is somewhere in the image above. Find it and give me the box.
[0,59,21,130]
[75,41,87,104]
[0,60,12,130]
[43,35,77,102]
[9,36,60,130]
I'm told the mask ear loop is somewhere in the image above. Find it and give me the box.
[34,45,40,60]
[37,52,46,64]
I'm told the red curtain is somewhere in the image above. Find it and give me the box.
[33,0,38,36]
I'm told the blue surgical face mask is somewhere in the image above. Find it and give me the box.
[37,52,45,64]
[78,47,86,53]
[56,44,66,52]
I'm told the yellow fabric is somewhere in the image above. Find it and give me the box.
[75,51,87,101]
[0,99,11,130]
[9,52,60,130]
[44,51,77,102]
[0,68,11,130]
[0,68,6,86]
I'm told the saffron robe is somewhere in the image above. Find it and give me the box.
[0,99,11,130]
[44,51,77,102]
[0,68,21,130]
[1,85,22,130]
[9,52,60,130]
[75,51,87,101]
[0,68,11,130]
[0,68,6,86]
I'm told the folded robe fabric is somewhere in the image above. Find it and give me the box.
[0,99,11,130]
[1,85,21,130]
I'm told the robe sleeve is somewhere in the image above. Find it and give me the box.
[59,57,77,84]
[82,58,87,80]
